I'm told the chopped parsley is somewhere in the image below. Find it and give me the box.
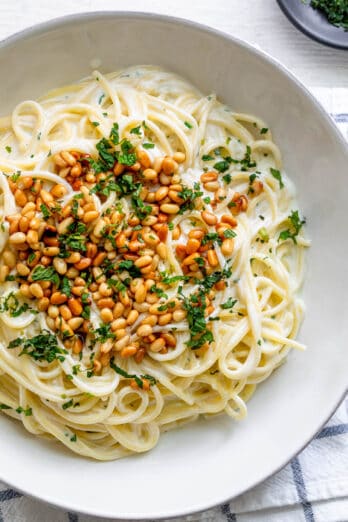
[32,265,60,287]
[15,406,32,416]
[130,125,141,136]
[279,210,306,244]
[260,127,268,134]
[184,121,193,129]
[8,331,67,363]
[142,142,155,149]
[270,168,284,189]
[220,298,237,310]
[202,154,214,161]
[5,146,11,153]
[110,359,156,388]
[0,292,34,317]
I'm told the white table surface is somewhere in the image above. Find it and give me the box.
[0,0,347,88]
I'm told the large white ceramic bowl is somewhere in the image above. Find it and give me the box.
[0,12,347,520]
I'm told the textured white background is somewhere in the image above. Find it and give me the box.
[0,0,347,87]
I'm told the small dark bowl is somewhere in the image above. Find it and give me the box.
[277,0,348,49]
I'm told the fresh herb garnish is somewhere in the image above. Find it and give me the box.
[8,331,67,363]
[110,359,156,388]
[32,265,60,287]
[279,210,305,244]
[270,168,284,189]
[220,298,237,310]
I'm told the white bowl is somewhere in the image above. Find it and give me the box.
[0,12,347,520]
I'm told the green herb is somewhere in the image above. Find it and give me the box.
[62,399,73,410]
[109,122,119,145]
[40,203,50,220]
[92,323,115,344]
[91,121,100,127]
[220,298,237,310]
[5,146,11,153]
[11,171,21,183]
[214,158,232,173]
[202,154,214,161]
[60,221,87,253]
[70,433,77,442]
[150,285,168,299]
[223,229,237,239]
[0,403,12,410]
[203,196,211,204]
[202,232,222,246]
[142,142,155,149]
[160,273,189,285]
[117,259,141,278]
[223,173,232,184]
[130,125,141,136]
[260,127,268,134]
[110,359,156,388]
[270,168,284,189]
[8,331,67,363]
[184,121,193,129]
[98,93,105,104]
[240,146,256,170]
[16,406,32,416]
[61,277,72,297]
[168,222,174,231]
[178,183,203,214]
[310,0,348,30]
[32,265,60,287]
[279,210,306,244]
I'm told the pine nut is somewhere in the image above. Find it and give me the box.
[100,308,113,323]
[153,157,163,173]
[53,257,67,275]
[48,305,59,318]
[162,332,177,347]
[207,249,219,267]
[137,324,152,337]
[143,168,157,181]
[19,283,31,298]
[60,305,72,321]
[113,302,125,319]
[67,297,82,316]
[74,258,91,270]
[172,226,181,240]
[16,262,30,276]
[30,283,44,299]
[50,292,67,305]
[14,189,27,207]
[83,211,99,223]
[158,313,172,326]
[68,317,84,330]
[9,219,19,235]
[93,219,106,238]
[134,255,152,268]
[182,252,201,266]
[155,186,169,201]
[70,163,82,178]
[186,238,200,254]
[3,250,16,268]
[57,217,74,235]
[120,345,138,358]
[97,298,115,309]
[141,314,157,326]
[150,337,165,352]
[156,242,167,259]
[126,309,139,325]
[201,171,218,183]
[173,152,186,163]
[201,211,217,226]
[19,216,29,233]
[137,149,152,169]
[114,335,131,351]
[173,309,186,322]
[9,232,26,244]
[162,157,177,175]
[221,214,238,227]
[50,184,67,198]
[160,203,180,214]
[66,252,81,264]
[221,238,234,256]
[204,181,220,192]
[36,297,49,312]
[42,246,59,256]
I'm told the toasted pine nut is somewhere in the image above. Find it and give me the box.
[100,308,113,323]
[121,345,138,358]
[42,246,59,256]
[74,258,91,271]
[186,238,200,254]
[114,335,131,351]
[250,180,263,196]
[182,252,201,266]
[60,150,76,166]
[50,292,67,305]
[57,217,74,234]
[9,232,26,244]
[9,219,19,235]
[160,203,180,214]
[111,318,127,331]
[67,317,84,331]
[137,324,152,337]
[60,305,72,321]
[68,297,83,316]
[134,284,147,304]
[221,238,234,256]
[53,257,67,275]
[173,151,186,163]
[188,229,205,240]
[71,163,82,178]
[158,313,172,326]
[83,211,99,224]
[137,149,152,169]
[200,171,218,183]
[14,189,27,207]
[97,297,115,309]
[93,219,106,238]
[19,216,29,233]
[204,181,220,192]
[66,252,81,264]
[153,157,163,173]
[221,214,238,227]
[150,337,165,352]
[113,162,125,176]
[126,309,139,325]
[159,172,171,185]
[156,242,167,259]
[30,283,44,299]
[143,168,157,181]
[19,283,31,298]
[3,250,16,268]
[40,189,53,204]
[207,249,219,267]
[36,297,49,312]
[92,252,107,267]
[141,314,157,326]
[173,309,186,322]
[50,184,67,198]
[155,186,169,201]
[162,332,177,347]
[134,255,152,268]
[16,262,30,276]
[201,211,217,226]
[162,157,177,175]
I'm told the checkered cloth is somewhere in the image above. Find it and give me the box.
[0,89,347,522]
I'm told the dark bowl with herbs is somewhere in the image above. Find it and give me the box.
[277,0,348,49]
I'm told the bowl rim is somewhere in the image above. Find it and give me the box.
[0,10,347,520]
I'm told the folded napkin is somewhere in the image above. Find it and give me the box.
[0,89,347,522]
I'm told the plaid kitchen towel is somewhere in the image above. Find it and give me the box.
[0,89,347,522]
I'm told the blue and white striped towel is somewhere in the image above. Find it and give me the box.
[0,88,347,522]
